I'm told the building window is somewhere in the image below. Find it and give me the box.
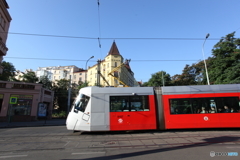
[115,62,117,67]
[0,94,3,113]
[74,75,76,79]
[79,73,82,75]
[79,77,82,81]
[9,95,33,116]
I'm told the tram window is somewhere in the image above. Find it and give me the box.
[110,96,129,112]
[170,97,240,114]
[129,96,149,111]
[74,94,90,113]
[170,99,192,114]
[215,97,239,113]
[110,96,149,112]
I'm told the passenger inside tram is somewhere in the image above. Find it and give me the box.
[200,107,208,113]
[223,105,231,113]
[209,107,216,113]
[218,108,223,113]
[174,108,179,114]
[231,107,237,113]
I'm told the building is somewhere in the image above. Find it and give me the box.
[72,70,86,84]
[35,65,86,84]
[0,0,11,74]
[87,41,138,87]
[0,81,54,122]
[14,69,34,81]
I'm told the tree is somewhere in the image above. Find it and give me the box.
[0,61,16,81]
[144,71,171,86]
[171,58,214,86]
[171,64,198,86]
[53,79,80,112]
[21,71,39,83]
[39,76,53,90]
[208,32,240,84]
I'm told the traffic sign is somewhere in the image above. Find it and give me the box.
[9,97,18,104]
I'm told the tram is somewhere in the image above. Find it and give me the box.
[66,84,240,132]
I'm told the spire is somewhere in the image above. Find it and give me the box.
[108,41,120,56]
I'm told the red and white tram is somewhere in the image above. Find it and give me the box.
[66,84,240,132]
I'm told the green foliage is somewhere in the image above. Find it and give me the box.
[52,111,67,118]
[53,79,86,112]
[0,61,16,81]
[144,71,171,86]
[171,60,212,86]
[21,71,39,83]
[209,32,240,84]
[39,76,53,90]
[142,32,240,86]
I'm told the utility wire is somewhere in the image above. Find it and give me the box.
[5,56,199,61]
[5,32,223,40]
[97,0,102,48]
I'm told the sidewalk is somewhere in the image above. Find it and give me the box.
[0,118,66,128]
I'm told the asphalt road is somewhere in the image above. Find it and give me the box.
[0,126,240,160]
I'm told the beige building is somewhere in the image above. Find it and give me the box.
[35,65,86,84]
[87,41,138,87]
[72,70,86,84]
[14,69,34,81]
[0,0,11,74]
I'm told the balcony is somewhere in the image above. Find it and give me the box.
[0,41,8,56]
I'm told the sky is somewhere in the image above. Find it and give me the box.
[4,0,240,82]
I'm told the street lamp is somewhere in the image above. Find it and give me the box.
[202,33,210,85]
[85,56,94,84]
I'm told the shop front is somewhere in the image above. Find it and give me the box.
[0,81,54,122]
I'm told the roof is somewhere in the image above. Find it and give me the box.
[107,41,121,56]
[161,84,240,95]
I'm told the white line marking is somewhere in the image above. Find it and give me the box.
[63,141,70,147]
[72,152,106,155]
[0,155,28,159]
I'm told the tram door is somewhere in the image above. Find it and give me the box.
[109,95,157,131]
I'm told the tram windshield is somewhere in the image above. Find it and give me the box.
[73,94,90,113]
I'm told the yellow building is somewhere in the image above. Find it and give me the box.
[87,41,138,87]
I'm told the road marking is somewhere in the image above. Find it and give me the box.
[72,152,106,155]
[63,141,70,147]
[0,155,28,159]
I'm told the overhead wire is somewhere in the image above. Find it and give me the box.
[97,0,102,48]
[5,56,199,61]
[4,32,224,40]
